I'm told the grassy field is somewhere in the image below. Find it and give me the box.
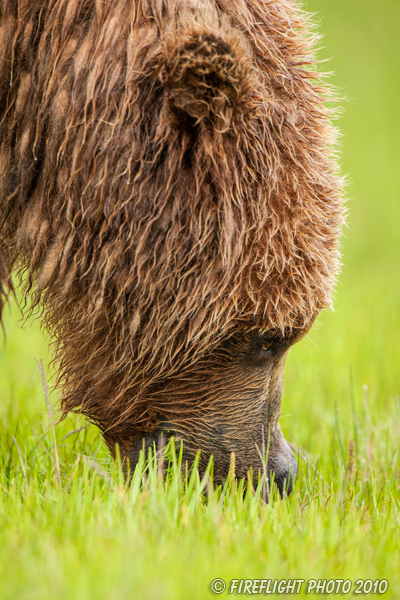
[1,1,399,598]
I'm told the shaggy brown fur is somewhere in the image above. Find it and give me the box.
[0,0,344,489]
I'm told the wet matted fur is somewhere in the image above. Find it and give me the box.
[0,0,345,481]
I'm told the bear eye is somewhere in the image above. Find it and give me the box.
[240,334,276,368]
[261,339,273,352]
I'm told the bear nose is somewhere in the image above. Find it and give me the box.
[270,445,298,497]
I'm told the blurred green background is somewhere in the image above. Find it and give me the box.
[282,0,400,457]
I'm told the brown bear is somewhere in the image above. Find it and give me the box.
[0,0,345,494]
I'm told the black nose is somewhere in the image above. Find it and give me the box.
[270,446,298,497]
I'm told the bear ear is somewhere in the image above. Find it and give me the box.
[160,15,254,132]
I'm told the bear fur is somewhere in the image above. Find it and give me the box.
[0,0,344,484]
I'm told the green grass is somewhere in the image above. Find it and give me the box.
[1,1,399,598]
